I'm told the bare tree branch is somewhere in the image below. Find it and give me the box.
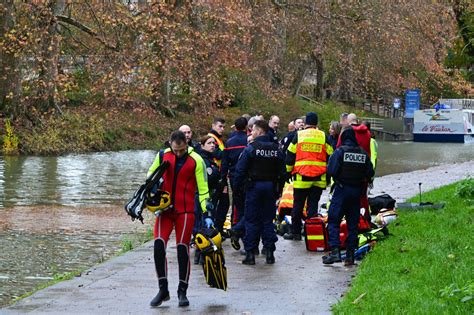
[55,15,119,51]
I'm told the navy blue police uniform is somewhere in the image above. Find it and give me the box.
[325,128,374,263]
[267,127,279,144]
[234,135,285,262]
[221,130,248,234]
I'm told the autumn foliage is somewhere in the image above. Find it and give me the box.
[0,1,472,121]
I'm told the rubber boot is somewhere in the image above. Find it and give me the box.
[265,249,275,264]
[344,249,356,266]
[177,282,189,307]
[150,279,170,307]
[242,250,256,265]
[322,248,342,264]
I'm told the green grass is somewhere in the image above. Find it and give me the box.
[333,179,474,314]
[119,227,154,254]
[12,270,83,303]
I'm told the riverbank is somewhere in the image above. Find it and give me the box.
[3,97,374,155]
[2,161,473,314]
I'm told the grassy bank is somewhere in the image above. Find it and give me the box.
[4,95,377,155]
[333,179,474,314]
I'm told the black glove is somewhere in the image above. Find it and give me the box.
[285,172,293,184]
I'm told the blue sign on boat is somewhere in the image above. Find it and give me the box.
[405,89,420,118]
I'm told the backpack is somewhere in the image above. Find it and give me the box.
[368,194,396,215]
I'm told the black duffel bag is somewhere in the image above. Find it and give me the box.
[368,194,396,215]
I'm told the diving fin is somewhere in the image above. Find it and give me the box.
[202,249,227,291]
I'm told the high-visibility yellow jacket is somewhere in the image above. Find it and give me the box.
[286,128,333,189]
[370,138,378,171]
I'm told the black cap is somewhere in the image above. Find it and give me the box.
[305,112,318,126]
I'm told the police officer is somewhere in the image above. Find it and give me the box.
[323,127,374,266]
[233,120,285,265]
[221,117,248,250]
[267,115,280,144]
[284,112,334,240]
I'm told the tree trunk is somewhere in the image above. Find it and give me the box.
[291,61,309,97]
[313,56,324,100]
[38,0,65,113]
[339,48,353,102]
[0,2,21,117]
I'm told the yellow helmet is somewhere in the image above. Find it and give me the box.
[145,190,171,213]
[195,228,222,252]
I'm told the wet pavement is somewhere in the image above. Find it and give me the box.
[2,160,473,315]
[2,234,347,315]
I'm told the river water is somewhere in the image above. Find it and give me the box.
[0,142,473,306]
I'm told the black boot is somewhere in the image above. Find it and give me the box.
[193,249,201,265]
[177,282,189,307]
[150,279,170,307]
[283,233,302,240]
[242,250,256,265]
[230,232,241,251]
[240,247,259,256]
[344,249,356,266]
[322,248,342,264]
[265,249,275,264]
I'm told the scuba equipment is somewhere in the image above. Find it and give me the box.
[194,228,227,291]
[125,161,170,223]
[195,228,223,253]
[145,189,171,217]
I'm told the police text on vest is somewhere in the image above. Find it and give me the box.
[256,149,278,157]
[343,152,366,163]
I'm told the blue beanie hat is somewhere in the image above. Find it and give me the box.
[305,112,318,126]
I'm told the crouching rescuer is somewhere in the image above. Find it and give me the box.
[146,131,211,307]
[323,127,374,266]
[233,120,285,265]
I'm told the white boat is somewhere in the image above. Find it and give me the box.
[413,99,474,143]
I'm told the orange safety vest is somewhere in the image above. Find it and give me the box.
[278,183,294,210]
[278,182,307,217]
[208,132,224,168]
[293,128,327,177]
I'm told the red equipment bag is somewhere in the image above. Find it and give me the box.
[339,220,348,249]
[358,214,372,232]
[304,217,329,252]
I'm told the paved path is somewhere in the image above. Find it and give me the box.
[3,161,473,315]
